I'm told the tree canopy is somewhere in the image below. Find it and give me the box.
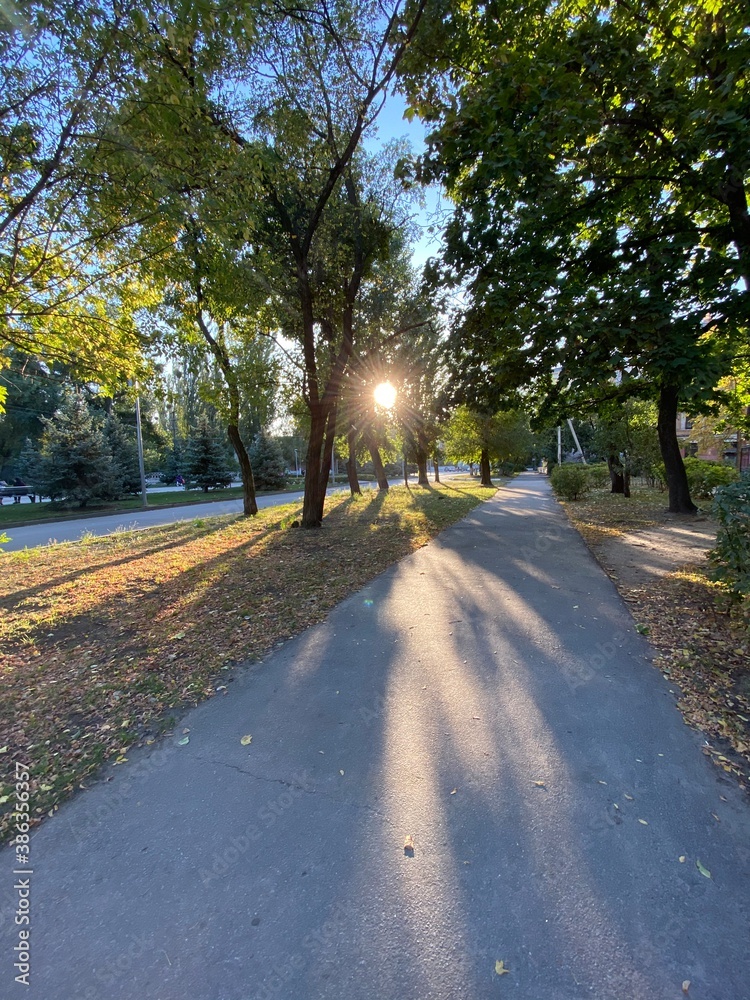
[401,0,749,511]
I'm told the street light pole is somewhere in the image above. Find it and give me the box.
[135,393,149,509]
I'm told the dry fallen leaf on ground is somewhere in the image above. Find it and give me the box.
[240,734,253,745]
[682,980,690,994]
[696,859,711,878]
[404,835,415,854]
[638,818,649,825]
[532,780,546,787]
[494,960,510,976]
[679,855,686,863]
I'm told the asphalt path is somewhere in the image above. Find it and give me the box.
[0,479,409,552]
[2,472,748,999]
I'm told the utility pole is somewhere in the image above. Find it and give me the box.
[567,418,587,464]
[135,393,149,508]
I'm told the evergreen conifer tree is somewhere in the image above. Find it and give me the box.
[249,434,287,491]
[105,415,141,495]
[16,438,41,494]
[36,393,119,507]
[185,419,233,492]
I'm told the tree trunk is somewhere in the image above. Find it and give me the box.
[364,430,389,491]
[720,164,750,289]
[227,423,258,516]
[657,383,697,514]
[346,426,361,495]
[607,454,630,497]
[404,452,409,487]
[302,404,327,528]
[417,452,429,486]
[316,404,338,522]
[433,455,440,483]
[480,448,493,487]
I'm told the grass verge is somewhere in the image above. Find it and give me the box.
[561,484,750,790]
[0,480,492,839]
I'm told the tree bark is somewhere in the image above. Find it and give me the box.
[303,403,327,527]
[720,164,750,289]
[227,423,258,516]
[417,452,429,486]
[657,383,697,514]
[607,455,629,497]
[480,448,493,487]
[364,429,389,491]
[433,455,440,483]
[346,425,361,495]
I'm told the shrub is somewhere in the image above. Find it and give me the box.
[654,458,738,498]
[550,463,590,500]
[684,457,738,498]
[710,474,750,603]
[585,463,610,488]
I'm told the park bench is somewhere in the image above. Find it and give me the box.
[0,486,37,503]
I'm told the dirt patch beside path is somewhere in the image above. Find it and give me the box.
[588,516,717,589]
[561,486,750,790]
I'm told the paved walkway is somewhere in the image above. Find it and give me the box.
[2,473,748,999]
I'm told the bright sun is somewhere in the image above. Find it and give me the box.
[374,381,397,409]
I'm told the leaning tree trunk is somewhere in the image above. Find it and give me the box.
[657,383,697,514]
[479,448,493,487]
[346,426,361,495]
[364,430,389,491]
[433,455,440,483]
[227,423,258,516]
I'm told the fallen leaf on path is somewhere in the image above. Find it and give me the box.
[682,981,691,994]
[240,735,253,746]
[404,835,415,854]
[679,856,686,863]
[638,819,649,825]
[450,788,457,795]
[696,859,711,878]
[533,780,546,787]
[177,736,189,746]
[339,769,345,776]
[598,780,608,785]
[624,793,634,800]
[494,960,510,976]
